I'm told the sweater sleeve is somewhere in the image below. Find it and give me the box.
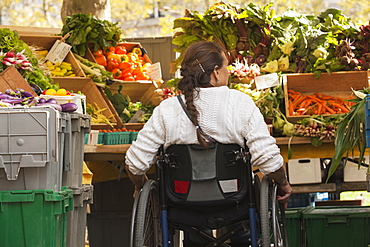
[125,105,165,175]
[240,96,284,175]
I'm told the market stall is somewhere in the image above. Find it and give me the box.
[1,2,370,246]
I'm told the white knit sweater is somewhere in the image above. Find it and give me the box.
[125,86,283,175]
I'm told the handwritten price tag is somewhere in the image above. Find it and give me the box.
[144,62,162,81]
[254,73,279,90]
[45,41,71,64]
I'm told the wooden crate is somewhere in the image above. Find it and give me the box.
[20,35,85,77]
[53,77,121,128]
[108,80,162,105]
[283,71,370,120]
[0,66,37,96]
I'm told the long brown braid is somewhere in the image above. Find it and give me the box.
[177,41,226,147]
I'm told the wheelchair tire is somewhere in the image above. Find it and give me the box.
[131,180,161,247]
[260,176,284,247]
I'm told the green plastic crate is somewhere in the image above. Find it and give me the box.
[120,131,131,144]
[285,207,307,247]
[130,131,139,143]
[302,206,370,247]
[0,188,73,247]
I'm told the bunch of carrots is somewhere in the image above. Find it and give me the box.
[288,89,355,116]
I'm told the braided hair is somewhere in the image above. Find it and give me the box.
[177,41,226,147]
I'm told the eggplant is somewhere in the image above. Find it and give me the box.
[0,94,17,100]
[21,91,34,98]
[60,103,78,112]
[35,102,62,112]
[1,97,26,104]
[46,98,58,104]
[38,98,47,104]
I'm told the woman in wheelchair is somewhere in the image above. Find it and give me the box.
[125,40,292,246]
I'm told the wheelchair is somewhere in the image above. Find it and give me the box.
[130,142,288,247]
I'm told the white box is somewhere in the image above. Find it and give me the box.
[40,94,86,114]
[343,157,368,182]
[287,158,322,184]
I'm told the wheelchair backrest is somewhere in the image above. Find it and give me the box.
[160,142,250,210]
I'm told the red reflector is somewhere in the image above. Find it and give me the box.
[174,180,189,194]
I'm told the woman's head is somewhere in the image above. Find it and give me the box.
[177,41,229,147]
[178,41,229,92]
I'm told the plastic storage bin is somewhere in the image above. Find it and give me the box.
[0,106,68,191]
[62,112,91,188]
[343,157,368,182]
[287,158,322,184]
[87,212,131,247]
[302,206,370,247]
[0,188,73,247]
[285,207,307,247]
[66,185,93,247]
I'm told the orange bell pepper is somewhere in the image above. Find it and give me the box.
[106,58,120,71]
[115,45,127,55]
[111,68,122,79]
[95,55,107,68]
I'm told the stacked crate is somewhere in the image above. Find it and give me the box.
[0,91,92,246]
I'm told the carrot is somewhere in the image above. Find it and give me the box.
[289,101,294,116]
[330,102,349,113]
[322,104,336,114]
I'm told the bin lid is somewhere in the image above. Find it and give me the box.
[302,206,370,218]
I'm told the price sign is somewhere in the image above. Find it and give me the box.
[45,40,72,64]
[254,73,279,90]
[144,62,162,81]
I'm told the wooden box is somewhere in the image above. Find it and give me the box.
[283,71,370,120]
[52,77,121,128]
[20,35,85,77]
[0,66,37,96]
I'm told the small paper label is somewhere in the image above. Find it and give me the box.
[45,41,71,64]
[255,73,279,90]
[128,110,145,123]
[144,62,162,80]
[219,179,238,193]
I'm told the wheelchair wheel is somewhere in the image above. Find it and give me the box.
[130,180,161,247]
[260,176,285,247]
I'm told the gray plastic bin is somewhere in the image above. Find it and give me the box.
[66,185,93,247]
[0,106,68,191]
[62,112,90,187]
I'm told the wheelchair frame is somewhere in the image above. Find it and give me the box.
[130,145,288,247]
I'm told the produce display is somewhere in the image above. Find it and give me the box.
[287,90,353,116]
[105,86,155,123]
[0,28,53,89]
[0,88,78,113]
[93,44,152,81]
[73,53,113,87]
[172,2,370,77]
[60,13,122,57]
[86,102,115,127]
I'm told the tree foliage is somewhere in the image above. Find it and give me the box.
[0,0,369,38]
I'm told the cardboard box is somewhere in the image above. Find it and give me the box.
[20,35,85,77]
[52,77,121,128]
[287,158,322,184]
[283,71,370,120]
[0,66,37,96]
